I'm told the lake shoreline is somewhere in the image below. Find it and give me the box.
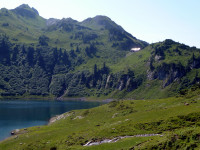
[0,99,104,142]
[0,96,114,103]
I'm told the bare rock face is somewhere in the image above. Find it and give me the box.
[46,18,60,26]
[147,62,186,88]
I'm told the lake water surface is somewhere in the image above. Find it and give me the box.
[0,99,103,141]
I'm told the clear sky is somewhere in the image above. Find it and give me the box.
[1,0,200,48]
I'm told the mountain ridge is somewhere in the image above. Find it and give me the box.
[0,4,148,49]
[11,4,39,17]
[0,4,199,100]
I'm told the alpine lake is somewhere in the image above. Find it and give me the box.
[0,99,103,141]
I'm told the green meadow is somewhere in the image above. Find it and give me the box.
[1,86,200,149]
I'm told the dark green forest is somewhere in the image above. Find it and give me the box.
[0,34,142,98]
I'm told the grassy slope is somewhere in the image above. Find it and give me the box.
[107,42,200,100]
[1,6,200,100]
[0,8,142,70]
[0,8,46,44]
[1,87,200,149]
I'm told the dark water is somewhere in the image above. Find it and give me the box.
[0,99,103,141]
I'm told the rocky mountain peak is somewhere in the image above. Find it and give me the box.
[16,4,31,9]
[61,17,78,24]
[46,18,60,26]
[81,15,124,32]
[12,4,39,18]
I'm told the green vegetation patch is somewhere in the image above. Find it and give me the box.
[1,94,200,149]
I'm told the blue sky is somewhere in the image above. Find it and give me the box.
[1,0,200,47]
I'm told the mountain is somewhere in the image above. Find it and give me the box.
[2,4,200,150]
[11,4,39,18]
[0,4,148,99]
[0,4,199,100]
[110,39,200,99]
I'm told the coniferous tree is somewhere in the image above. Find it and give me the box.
[0,35,10,65]
[53,48,58,64]
[62,50,69,65]
[27,47,34,66]
[38,35,49,46]
[12,46,19,64]
[93,64,98,86]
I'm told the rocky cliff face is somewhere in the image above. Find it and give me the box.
[147,63,187,87]
[49,69,142,98]
[146,40,200,90]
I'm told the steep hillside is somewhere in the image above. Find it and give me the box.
[0,4,147,49]
[46,40,200,99]
[0,4,200,100]
[108,39,200,99]
[0,4,46,44]
[0,4,148,99]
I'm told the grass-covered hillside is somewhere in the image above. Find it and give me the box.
[0,4,200,100]
[0,4,148,99]
[1,85,200,149]
[1,4,200,150]
[108,39,200,99]
[0,4,46,44]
